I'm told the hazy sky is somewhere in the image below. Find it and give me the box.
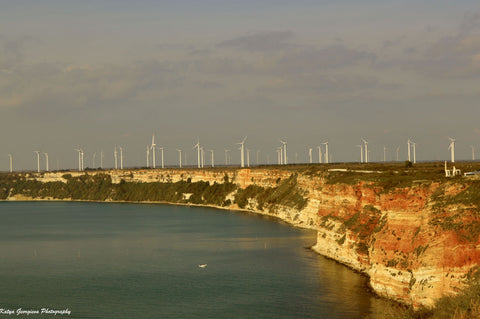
[1,0,480,170]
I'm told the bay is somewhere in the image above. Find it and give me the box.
[0,202,397,318]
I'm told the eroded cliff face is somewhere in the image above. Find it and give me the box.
[311,181,480,308]
[7,167,480,308]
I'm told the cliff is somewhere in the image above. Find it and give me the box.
[1,163,480,308]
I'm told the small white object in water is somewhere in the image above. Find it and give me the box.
[198,264,207,268]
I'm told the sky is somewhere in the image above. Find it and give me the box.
[1,0,480,170]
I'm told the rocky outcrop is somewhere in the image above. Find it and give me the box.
[8,167,480,308]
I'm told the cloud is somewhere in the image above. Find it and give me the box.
[0,34,31,69]
[399,12,480,78]
[0,60,186,117]
[217,31,296,52]
[277,45,376,74]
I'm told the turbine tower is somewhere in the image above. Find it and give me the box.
[74,149,82,171]
[407,139,412,162]
[119,147,124,169]
[177,149,182,168]
[224,149,230,166]
[279,140,287,165]
[193,139,201,168]
[34,151,41,173]
[383,146,387,162]
[8,154,13,173]
[322,142,329,164]
[412,142,416,164]
[396,146,400,161]
[317,146,322,164]
[146,146,150,168]
[92,152,96,169]
[471,145,475,161]
[356,145,363,163]
[151,134,156,169]
[114,146,118,169]
[100,150,104,170]
[200,147,205,168]
[448,137,455,163]
[210,150,214,168]
[246,149,250,167]
[361,139,368,163]
[44,152,49,172]
[159,147,165,169]
[237,136,247,168]
[309,148,313,164]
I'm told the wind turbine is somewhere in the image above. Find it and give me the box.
[471,145,475,161]
[448,137,455,163]
[210,150,214,167]
[361,139,368,163]
[177,149,182,168]
[34,151,41,173]
[309,148,313,164]
[44,152,49,171]
[114,146,118,169]
[279,140,287,165]
[317,146,322,163]
[246,149,250,167]
[237,137,247,168]
[200,147,205,168]
[193,139,201,168]
[356,145,363,163]
[8,154,13,173]
[322,142,329,164]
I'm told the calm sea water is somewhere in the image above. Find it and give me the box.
[0,202,397,318]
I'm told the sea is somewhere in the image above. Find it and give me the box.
[0,202,399,318]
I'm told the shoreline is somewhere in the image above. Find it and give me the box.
[1,197,387,303]
[0,197,313,231]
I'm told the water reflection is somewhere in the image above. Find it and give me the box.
[0,202,399,318]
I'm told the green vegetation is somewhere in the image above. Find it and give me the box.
[0,173,237,207]
[233,174,308,211]
[428,180,480,243]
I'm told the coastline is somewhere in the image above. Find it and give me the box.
[0,197,312,230]
[2,165,480,309]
